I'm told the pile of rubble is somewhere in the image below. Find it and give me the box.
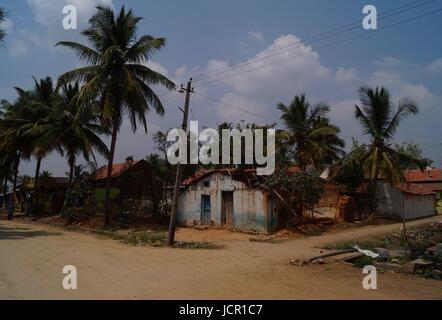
[290,222,442,280]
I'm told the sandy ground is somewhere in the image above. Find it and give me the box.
[1,216,441,300]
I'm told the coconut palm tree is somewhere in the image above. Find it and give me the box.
[277,94,345,171]
[43,82,109,185]
[56,5,175,225]
[0,7,6,43]
[24,77,62,207]
[333,86,424,211]
[0,88,40,207]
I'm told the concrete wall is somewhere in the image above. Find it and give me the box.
[233,189,269,232]
[376,183,436,220]
[177,173,272,232]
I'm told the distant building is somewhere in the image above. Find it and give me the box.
[404,168,442,214]
[93,159,156,207]
[376,182,437,221]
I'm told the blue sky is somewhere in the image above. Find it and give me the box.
[1,0,442,176]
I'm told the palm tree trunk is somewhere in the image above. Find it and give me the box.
[68,157,75,186]
[33,157,42,215]
[62,156,75,212]
[12,150,21,206]
[2,178,7,211]
[104,124,118,226]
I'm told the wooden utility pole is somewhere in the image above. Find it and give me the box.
[168,79,193,245]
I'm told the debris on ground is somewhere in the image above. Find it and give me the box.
[318,221,442,280]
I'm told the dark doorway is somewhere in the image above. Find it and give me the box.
[201,195,211,224]
[221,191,234,227]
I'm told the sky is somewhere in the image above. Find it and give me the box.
[0,0,442,177]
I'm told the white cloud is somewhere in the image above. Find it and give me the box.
[373,56,402,67]
[368,70,437,108]
[8,38,30,57]
[27,0,113,30]
[215,93,269,123]
[335,67,359,86]
[427,58,442,74]
[216,34,330,96]
[144,60,169,76]
[0,18,14,34]
[247,31,266,44]
[175,65,188,79]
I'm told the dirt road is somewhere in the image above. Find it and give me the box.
[1,217,441,300]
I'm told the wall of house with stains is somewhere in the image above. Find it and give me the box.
[177,172,274,233]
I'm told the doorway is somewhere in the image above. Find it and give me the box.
[201,195,211,224]
[221,191,234,227]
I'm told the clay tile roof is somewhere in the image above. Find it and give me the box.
[404,169,442,183]
[398,183,437,195]
[287,166,302,174]
[94,160,140,181]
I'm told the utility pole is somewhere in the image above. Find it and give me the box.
[168,78,194,245]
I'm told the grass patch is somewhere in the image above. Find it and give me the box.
[322,239,387,251]
[125,231,167,246]
[173,241,222,249]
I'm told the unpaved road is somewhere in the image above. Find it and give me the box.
[1,217,441,300]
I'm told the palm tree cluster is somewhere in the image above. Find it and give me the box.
[0,6,175,223]
[277,88,424,215]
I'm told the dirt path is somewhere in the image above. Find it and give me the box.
[0,217,441,300]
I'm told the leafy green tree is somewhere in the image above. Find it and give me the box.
[56,5,175,225]
[277,94,345,171]
[394,141,433,170]
[264,166,324,217]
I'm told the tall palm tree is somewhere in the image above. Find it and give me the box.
[0,7,6,43]
[334,86,423,211]
[24,77,62,207]
[43,82,109,185]
[0,87,43,207]
[56,5,175,225]
[277,94,345,171]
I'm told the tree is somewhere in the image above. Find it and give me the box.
[277,94,345,171]
[24,77,62,209]
[39,171,52,179]
[0,7,6,43]
[394,141,433,170]
[333,87,424,212]
[263,166,324,217]
[56,5,175,225]
[44,82,109,185]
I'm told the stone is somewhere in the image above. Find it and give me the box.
[152,240,163,247]
[374,262,401,272]
[375,247,408,259]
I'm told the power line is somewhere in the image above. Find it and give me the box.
[195,7,442,88]
[193,91,276,122]
[191,0,439,83]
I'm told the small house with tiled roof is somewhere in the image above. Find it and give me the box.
[93,159,155,205]
[178,168,282,233]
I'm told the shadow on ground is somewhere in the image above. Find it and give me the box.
[0,223,62,240]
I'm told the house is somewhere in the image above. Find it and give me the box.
[404,168,442,214]
[15,176,69,214]
[177,168,280,233]
[93,159,156,207]
[376,182,436,221]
